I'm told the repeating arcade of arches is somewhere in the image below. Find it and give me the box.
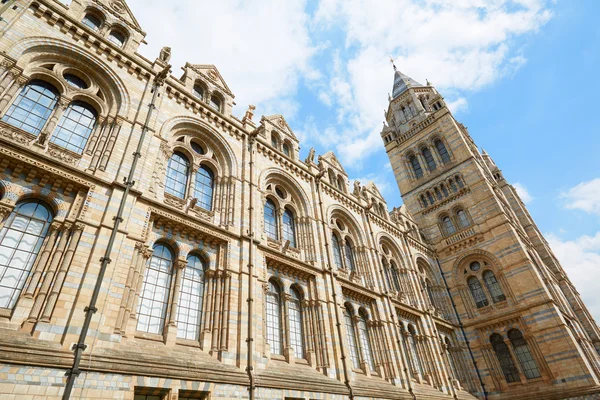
[407,138,451,179]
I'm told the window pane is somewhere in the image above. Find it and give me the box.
[410,156,423,178]
[468,277,489,308]
[176,255,205,340]
[136,244,173,334]
[483,271,506,303]
[491,334,521,383]
[508,330,541,379]
[194,166,214,210]
[0,201,53,309]
[282,208,296,247]
[51,102,96,154]
[422,148,436,171]
[345,241,356,272]
[435,140,451,163]
[344,309,360,369]
[358,315,374,371]
[443,217,456,235]
[264,200,278,240]
[288,293,304,359]
[332,234,343,269]
[457,210,470,228]
[2,81,58,135]
[266,282,282,355]
[165,152,189,199]
[82,14,101,30]
[109,30,125,46]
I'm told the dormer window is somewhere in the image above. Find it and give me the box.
[210,95,221,112]
[193,84,204,99]
[108,30,126,47]
[82,14,102,31]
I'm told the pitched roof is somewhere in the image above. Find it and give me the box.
[391,68,423,99]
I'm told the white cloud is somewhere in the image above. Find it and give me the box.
[128,0,317,116]
[312,0,553,165]
[513,182,534,204]
[547,232,600,323]
[561,178,600,216]
[446,97,469,114]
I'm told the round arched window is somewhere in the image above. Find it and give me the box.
[470,261,481,272]
[64,73,88,89]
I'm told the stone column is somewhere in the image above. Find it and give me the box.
[168,257,187,327]
[283,293,295,364]
[116,242,143,333]
[27,222,72,322]
[35,97,70,147]
[40,223,85,321]
[125,246,153,336]
[24,220,62,297]
[211,271,223,355]
[219,272,231,351]
[84,115,108,156]
[201,270,215,350]
[0,74,27,115]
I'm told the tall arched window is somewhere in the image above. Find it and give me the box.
[491,333,520,383]
[193,84,204,99]
[2,80,58,135]
[410,155,423,178]
[407,325,423,376]
[0,200,53,309]
[264,199,278,240]
[165,152,189,199]
[390,260,401,292]
[456,210,470,228]
[420,194,428,208]
[382,258,392,291]
[449,179,458,193]
[137,244,173,334]
[266,280,282,355]
[442,216,456,235]
[332,233,343,269]
[422,147,436,171]
[358,310,374,371]
[108,30,126,47]
[282,208,296,247]
[425,279,436,308]
[82,14,102,31]
[210,96,221,112]
[508,329,541,379]
[194,165,214,210]
[435,139,451,163]
[483,270,506,303]
[288,287,304,359]
[176,254,206,340]
[344,305,360,369]
[467,276,489,308]
[444,337,459,380]
[51,101,97,154]
[345,239,356,272]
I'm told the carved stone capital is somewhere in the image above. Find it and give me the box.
[74,222,85,231]
[141,246,153,259]
[175,258,187,270]
[16,75,29,87]
[0,204,12,220]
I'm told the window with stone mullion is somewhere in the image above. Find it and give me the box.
[344,309,360,369]
[266,281,282,355]
[288,294,304,359]
[358,315,375,371]
[508,330,541,379]
[176,255,205,340]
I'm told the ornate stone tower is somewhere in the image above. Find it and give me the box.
[382,65,600,399]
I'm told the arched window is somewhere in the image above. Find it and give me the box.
[282,208,296,247]
[390,260,401,292]
[176,254,206,340]
[358,310,375,371]
[420,194,428,208]
[483,270,506,303]
[441,184,449,197]
[442,216,456,235]
[108,30,126,47]
[51,101,97,154]
[288,287,304,359]
[271,134,279,149]
[449,179,458,193]
[468,276,489,308]
[456,176,464,188]
[491,333,520,383]
[0,200,53,309]
[427,192,435,205]
[2,80,58,135]
[344,239,356,272]
[282,142,291,157]
[435,139,451,163]
[210,95,221,112]
[332,233,343,269]
[422,147,436,171]
[407,325,423,376]
[435,187,442,200]
[425,279,436,308]
[456,209,470,228]
[266,280,282,355]
[444,337,459,380]
[194,165,214,210]
[82,14,102,31]
[382,258,392,291]
[344,305,360,369]
[409,155,423,178]
[337,176,345,192]
[165,152,190,199]
[192,84,204,99]
[264,199,278,240]
[137,244,173,334]
[508,329,541,379]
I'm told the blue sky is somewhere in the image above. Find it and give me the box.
[123,0,600,320]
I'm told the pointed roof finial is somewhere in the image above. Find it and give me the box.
[389,56,397,71]
[426,78,431,86]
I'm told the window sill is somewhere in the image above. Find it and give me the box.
[176,338,201,348]
[134,331,165,342]
[295,358,309,365]
[270,354,286,361]
[0,308,12,318]
[47,142,82,166]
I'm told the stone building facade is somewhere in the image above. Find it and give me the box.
[0,1,597,400]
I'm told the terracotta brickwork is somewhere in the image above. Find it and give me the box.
[0,1,596,400]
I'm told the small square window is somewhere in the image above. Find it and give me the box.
[134,387,170,400]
